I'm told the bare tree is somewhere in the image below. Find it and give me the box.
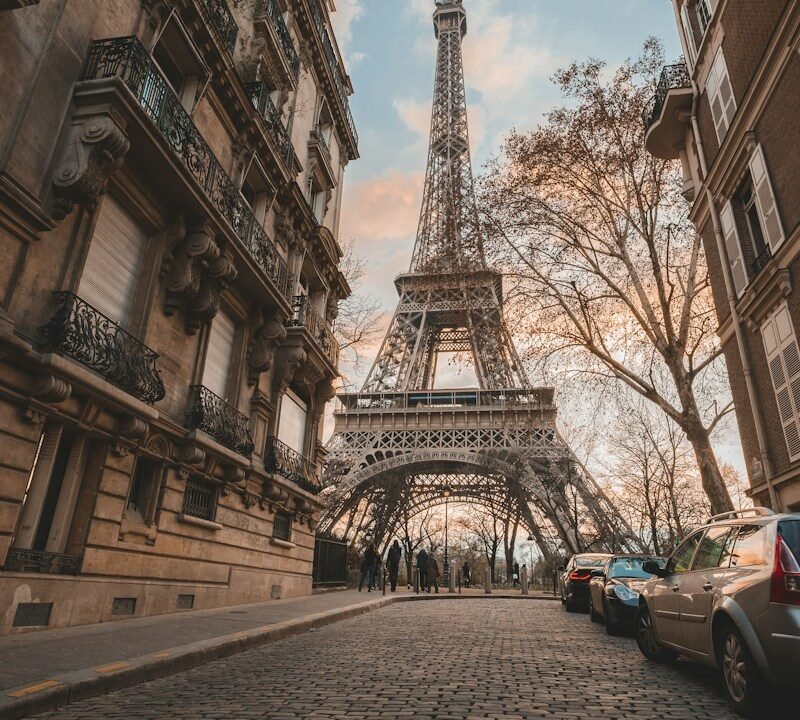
[479,40,734,514]
[335,239,384,381]
[459,507,502,583]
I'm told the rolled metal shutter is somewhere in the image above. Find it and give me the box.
[202,310,236,400]
[78,195,147,327]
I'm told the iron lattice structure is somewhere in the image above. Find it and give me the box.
[321,1,639,560]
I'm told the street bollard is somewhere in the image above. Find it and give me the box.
[457,569,462,594]
[413,566,419,594]
[521,566,529,595]
[449,565,456,593]
[484,567,492,594]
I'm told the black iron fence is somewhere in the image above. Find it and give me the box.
[752,244,773,278]
[182,479,217,521]
[265,436,320,494]
[81,37,291,299]
[39,292,166,404]
[186,385,255,457]
[199,0,238,55]
[642,62,691,132]
[256,0,300,78]
[246,81,296,171]
[313,536,348,587]
[287,295,340,368]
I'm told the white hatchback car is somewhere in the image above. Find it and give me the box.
[634,508,800,717]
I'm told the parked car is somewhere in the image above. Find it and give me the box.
[588,554,666,635]
[634,508,800,717]
[559,553,611,612]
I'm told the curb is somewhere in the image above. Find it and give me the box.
[0,593,557,719]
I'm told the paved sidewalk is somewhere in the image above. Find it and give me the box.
[0,587,556,719]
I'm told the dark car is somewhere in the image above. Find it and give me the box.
[559,553,612,612]
[588,555,666,635]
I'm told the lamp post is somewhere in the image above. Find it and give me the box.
[526,533,535,584]
[443,484,452,576]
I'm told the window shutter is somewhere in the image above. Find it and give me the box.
[78,196,147,328]
[749,144,784,252]
[277,390,308,455]
[719,201,747,297]
[707,49,736,143]
[681,5,698,69]
[762,305,800,461]
[202,310,236,400]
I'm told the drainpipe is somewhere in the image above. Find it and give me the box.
[670,0,781,510]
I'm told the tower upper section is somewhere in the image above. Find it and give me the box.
[434,0,467,39]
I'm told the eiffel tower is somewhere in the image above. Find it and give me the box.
[320,0,639,560]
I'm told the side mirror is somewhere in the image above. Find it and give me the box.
[643,560,668,578]
[590,569,605,578]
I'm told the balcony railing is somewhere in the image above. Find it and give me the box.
[312,126,331,159]
[336,388,556,413]
[4,548,81,575]
[246,81,296,171]
[82,37,291,299]
[642,62,691,132]
[199,0,238,56]
[39,292,166,404]
[752,244,773,278]
[308,0,358,147]
[288,295,340,368]
[265,436,320,494]
[186,385,255,456]
[257,0,301,78]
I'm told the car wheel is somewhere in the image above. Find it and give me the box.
[635,605,677,664]
[603,598,619,635]
[565,598,577,613]
[589,595,601,623]
[718,625,767,717]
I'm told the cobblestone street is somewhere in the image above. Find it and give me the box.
[32,599,752,720]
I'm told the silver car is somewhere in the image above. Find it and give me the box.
[634,508,800,717]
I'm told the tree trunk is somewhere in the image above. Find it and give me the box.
[680,414,733,515]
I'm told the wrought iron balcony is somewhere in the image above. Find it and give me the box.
[288,295,340,368]
[642,62,691,132]
[308,0,358,147]
[312,126,331,160]
[199,0,238,56]
[246,81,296,171]
[752,244,773,278]
[82,37,291,299]
[4,548,81,575]
[186,385,255,457]
[39,292,166,404]
[265,436,320,494]
[256,0,300,78]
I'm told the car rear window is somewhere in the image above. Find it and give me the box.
[575,555,609,568]
[730,524,768,567]
[778,520,800,562]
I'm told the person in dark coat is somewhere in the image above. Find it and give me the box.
[462,561,471,588]
[387,539,402,592]
[359,543,379,592]
[513,561,520,589]
[416,548,428,591]
[426,551,441,594]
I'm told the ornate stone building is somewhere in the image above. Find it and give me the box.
[0,0,356,633]
[644,0,800,511]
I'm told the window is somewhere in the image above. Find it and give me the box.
[182,479,216,521]
[310,185,326,225]
[151,20,205,112]
[779,520,800,563]
[738,180,768,260]
[126,457,161,522]
[680,4,698,69]
[272,510,292,541]
[666,531,703,574]
[730,524,768,567]
[202,310,237,401]
[748,144,784,253]
[79,195,147,328]
[239,163,272,224]
[692,526,736,570]
[706,48,736,143]
[277,390,308,455]
[761,303,800,461]
[696,0,714,34]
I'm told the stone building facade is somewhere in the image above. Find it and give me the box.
[645,0,800,511]
[0,0,356,633]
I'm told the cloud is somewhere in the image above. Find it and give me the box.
[393,97,431,138]
[331,0,366,67]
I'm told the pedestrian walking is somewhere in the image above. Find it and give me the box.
[513,561,520,589]
[359,543,379,592]
[416,548,428,592]
[426,550,441,594]
[387,539,402,592]
[462,561,470,588]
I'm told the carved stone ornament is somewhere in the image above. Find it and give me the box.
[162,216,238,333]
[248,310,287,385]
[32,374,72,403]
[117,416,149,439]
[273,339,307,390]
[51,115,130,220]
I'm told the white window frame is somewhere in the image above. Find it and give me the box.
[748,144,784,253]
[761,303,800,462]
[696,0,714,35]
[706,47,736,143]
[719,200,748,298]
[680,3,698,69]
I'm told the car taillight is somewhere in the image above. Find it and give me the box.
[569,570,591,582]
[770,534,800,607]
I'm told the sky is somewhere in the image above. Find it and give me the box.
[325,1,745,475]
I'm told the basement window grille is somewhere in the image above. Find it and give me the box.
[12,602,53,627]
[182,479,216,521]
[272,510,292,541]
